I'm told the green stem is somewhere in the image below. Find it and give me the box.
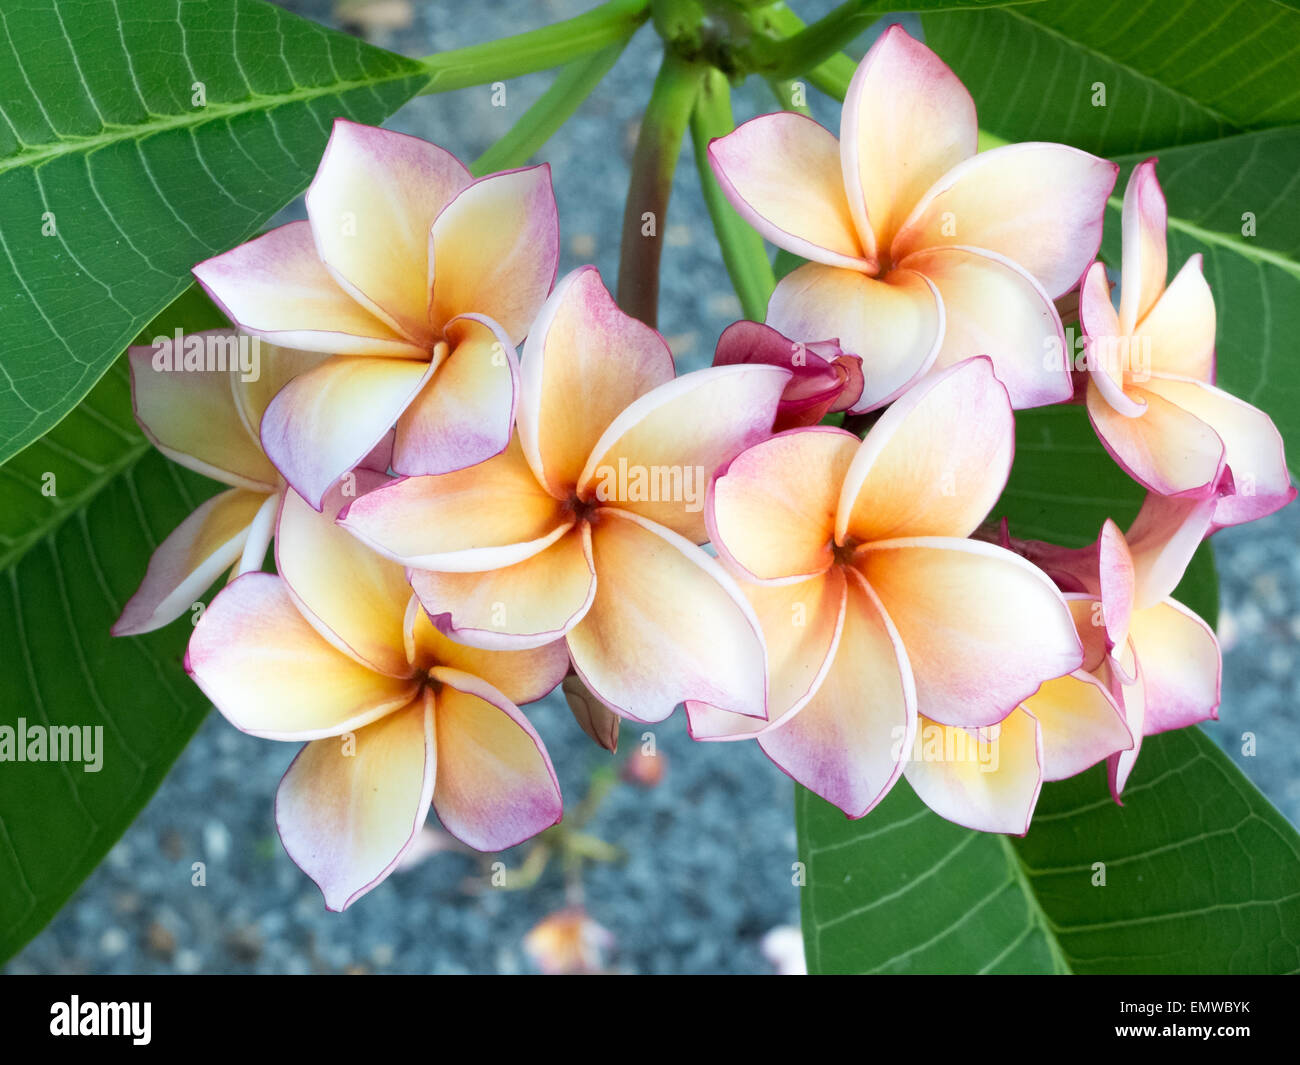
[418,0,650,95]
[748,1,880,81]
[691,68,776,322]
[470,40,630,177]
[758,4,860,99]
[616,51,705,327]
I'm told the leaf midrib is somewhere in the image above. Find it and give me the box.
[0,65,424,177]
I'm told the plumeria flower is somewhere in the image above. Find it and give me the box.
[1009,493,1222,799]
[194,119,559,510]
[113,332,326,635]
[690,357,1084,833]
[708,24,1117,411]
[186,481,568,910]
[1081,159,1294,527]
[341,266,789,724]
[712,321,863,430]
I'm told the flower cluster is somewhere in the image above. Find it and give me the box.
[115,26,1292,906]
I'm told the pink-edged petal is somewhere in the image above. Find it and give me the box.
[568,508,767,723]
[1117,159,1168,335]
[518,267,675,497]
[1096,518,1135,649]
[261,355,435,510]
[1126,491,1217,608]
[1135,254,1216,382]
[1024,671,1133,782]
[708,113,872,271]
[275,482,411,677]
[1129,599,1220,735]
[186,572,419,739]
[411,523,596,650]
[892,143,1119,298]
[392,313,518,477]
[708,427,857,583]
[306,119,471,344]
[837,357,1013,543]
[276,692,435,911]
[429,667,563,851]
[1079,260,1146,417]
[856,537,1083,728]
[1066,594,1110,673]
[193,221,425,357]
[841,24,977,254]
[405,598,569,705]
[1139,374,1294,526]
[904,707,1042,835]
[767,262,943,411]
[759,570,914,817]
[1105,641,1146,800]
[232,342,330,442]
[687,567,848,741]
[128,341,277,489]
[578,363,790,543]
[1086,377,1225,497]
[340,435,570,571]
[429,165,559,345]
[900,245,1071,407]
[112,488,269,636]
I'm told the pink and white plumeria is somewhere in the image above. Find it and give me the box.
[341,267,788,724]
[194,119,559,510]
[187,482,567,909]
[692,357,1086,832]
[1081,160,1294,527]
[708,25,1117,410]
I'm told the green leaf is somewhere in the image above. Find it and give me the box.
[0,0,428,466]
[1104,129,1300,473]
[798,724,1300,973]
[0,287,230,963]
[923,0,1300,155]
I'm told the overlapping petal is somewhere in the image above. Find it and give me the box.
[261,354,434,510]
[193,221,424,357]
[856,537,1082,728]
[892,143,1118,298]
[518,267,674,497]
[112,488,269,636]
[568,509,767,723]
[276,692,435,911]
[1128,600,1220,735]
[428,165,559,344]
[1025,672,1132,781]
[429,667,563,850]
[1117,158,1168,335]
[709,427,857,583]
[186,573,419,740]
[305,119,471,344]
[767,263,943,410]
[708,113,871,271]
[837,357,1014,543]
[841,23,976,253]
[579,364,790,542]
[758,571,914,817]
[899,246,1071,407]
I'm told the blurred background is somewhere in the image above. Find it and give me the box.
[7,0,1297,975]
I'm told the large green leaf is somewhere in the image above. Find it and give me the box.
[0,289,231,962]
[923,0,1300,156]
[798,724,1300,973]
[0,0,427,465]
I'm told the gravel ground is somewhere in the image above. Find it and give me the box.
[7,1,1297,975]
